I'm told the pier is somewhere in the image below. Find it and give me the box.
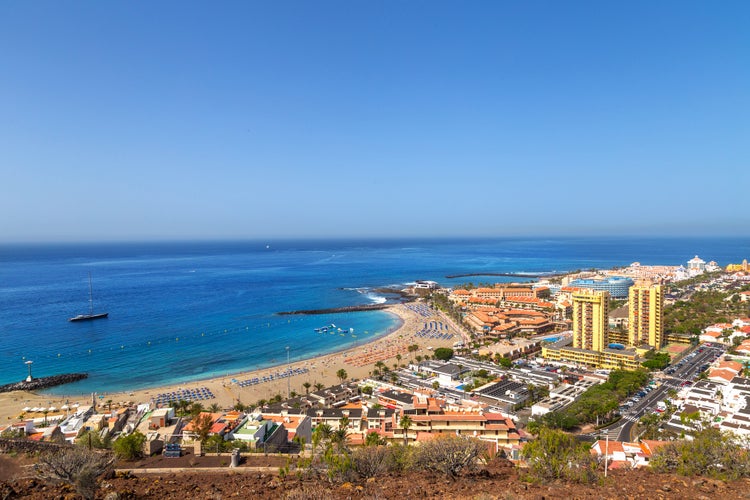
[444,272,566,279]
[277,304,391,315]
[0,373,88,393]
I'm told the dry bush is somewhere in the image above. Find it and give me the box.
[35,446,115,500]
[415,435,484,479]
[352,445,391,478]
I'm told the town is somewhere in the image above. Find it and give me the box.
[2,255,750,498]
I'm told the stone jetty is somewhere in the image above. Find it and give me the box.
[0,373,88,393]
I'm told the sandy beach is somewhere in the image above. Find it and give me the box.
[0,304,462,422]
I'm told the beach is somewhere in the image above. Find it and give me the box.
[0,304,463,422]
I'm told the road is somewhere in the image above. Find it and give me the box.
[593,344,724,441]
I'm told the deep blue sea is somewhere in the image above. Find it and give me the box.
[1,237,749,396]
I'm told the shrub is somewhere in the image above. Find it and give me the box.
[521,427,597,483]
[433,348,454,361]
[112,431,146,461]
[385,443,417,472]
[650,427,750,480]
[415,435,484,479]
[75,429,112,450]
[351,445,391,478]
[35,446,115,500]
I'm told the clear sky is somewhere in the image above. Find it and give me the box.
[1,1,748,242]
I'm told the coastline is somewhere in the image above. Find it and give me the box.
[0,303,459,421]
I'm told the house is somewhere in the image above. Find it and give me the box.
[231,414,288,451]
[377,390,416,411]
[149,407,175,429]
[261,412,312,445]
[395,406,519,451]
[591,439,626,463]
[0,420,34,437]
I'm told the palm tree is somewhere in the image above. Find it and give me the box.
[106,399,113,414]
[336,368,348,384]
[303,382,311,395]
[399,414,412,446]
[290,390,298,398]
[209,403,221,413]
[177,399,190,416]
[189,402,204,418]
[314,382,324,391]
[396,354,402,366]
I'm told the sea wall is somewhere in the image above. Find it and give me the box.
[0,374,88,394]
[277,304,390,315]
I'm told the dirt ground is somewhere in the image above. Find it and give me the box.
[3,455,750,499]
[125,450,292,469]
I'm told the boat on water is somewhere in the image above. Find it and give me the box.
[69,273,108,322]
[314,323,337,333]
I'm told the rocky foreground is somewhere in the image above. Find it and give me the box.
[2,455,749,499]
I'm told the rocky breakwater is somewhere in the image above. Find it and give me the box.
[0,373,88,393]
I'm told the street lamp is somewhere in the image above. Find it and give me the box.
[286,346,291,399]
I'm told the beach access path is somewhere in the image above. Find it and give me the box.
[0,303,457,421]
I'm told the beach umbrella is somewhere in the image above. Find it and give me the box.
[72,403,80,408]
[48,406,57,412]
[61,405,69,410]
[22,407,30,412]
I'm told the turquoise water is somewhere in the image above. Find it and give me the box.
[1,237,748,395]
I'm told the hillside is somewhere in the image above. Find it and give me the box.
[1,454,747,499]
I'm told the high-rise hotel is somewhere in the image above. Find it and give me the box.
[628,282,664,349]
[572,289,609,351]
[543,288,640,369]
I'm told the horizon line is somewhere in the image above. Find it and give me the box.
[2,233,749,246]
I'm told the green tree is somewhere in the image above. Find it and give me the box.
[364,431,386,446]
[303,381,312,395]
[521,427,597,483]
[651,427,750,480]
[75,429,111,450]
[176,399,190,416]
[497,356,512,368]
[433,347,454,361]
[399,414,412,446]
[336,368,348,384]
[638,412,663,440]
[112,431,146,461]
[189,402,204,418]
[193,413,214,444]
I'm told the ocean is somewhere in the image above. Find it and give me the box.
[1,236,748,396]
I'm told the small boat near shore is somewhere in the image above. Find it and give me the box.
[314,323,337,333]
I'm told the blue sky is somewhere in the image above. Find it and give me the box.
[1,1,748,242]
